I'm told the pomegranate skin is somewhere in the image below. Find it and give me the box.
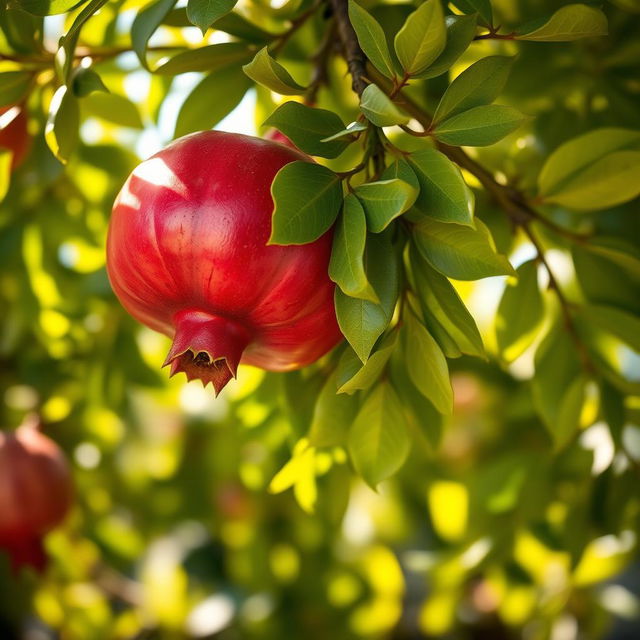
[264,128,295,148]
[107,131,342,393]
[0,105,30,169]
[0,425,73,573]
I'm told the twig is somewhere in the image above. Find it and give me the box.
[271,1,323,55]
[306,21,337,105]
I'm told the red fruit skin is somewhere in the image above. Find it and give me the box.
[107,131,342,393]
[0,105,30,170]
[264,128,295,149]
[0,426,73,573]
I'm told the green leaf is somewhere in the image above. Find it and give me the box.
[354,179,418,232]
[408,148,474,225]
[416,14,478,80]
[45,85,79,164]
[174,64,251,138]
[186,0,236,34]
[211,11,273,42]
[329,194,378,302]
[495,260,544,362]
[433,56,514,124]
[516,4,608,42]
[82,92,143,129]
[584,305,640,352]
[321,121,367,142]
[270,162,343,245]
[414,218,515,280]
[132,0,177,70]
[451,0,493,26]
[264,102,347,159]
[335,232,399,362]
[348,0,395,79]
[15,0,86,15]
[360,84,409,127]
[404,312,453,415]
[584,238,640,281]
[72,67,109,97]
[381,158,420,191]
[433,104,528,147]
[394,0,446,76]
[0,150,11,202]
[243,47,306,95]
[308,372,359,448]
[0,71,32,108]
[411,247,484,358]
[337,332,398,395]
[532,328,584,448]
[541,151,640,212]
[155,42,252,75]
[348,382,410,488]
[538,128,640,197]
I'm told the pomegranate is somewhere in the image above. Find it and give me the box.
[107,131,342,394]
[264,128,295,148]
[0,423,73,573]
[0,105,30,169]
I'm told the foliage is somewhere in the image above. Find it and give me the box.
[1,0,640,638]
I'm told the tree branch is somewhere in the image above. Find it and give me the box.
[328,0,368,96]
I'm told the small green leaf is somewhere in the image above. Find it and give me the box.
[72,67,109,97]
[451,0,493,26]
[541,150,640,212]
[132,0,177,70]
[408,148,474,225]
[495,260,544,362]
[210,11,273,42]
[414,218,515,280]
[321,121,367,142]
[433,104,528,147]
[82,92,143,129]
[394,0,446,76]
[532,328,585,449]
[0,72,32,108]
[15,0,86,15]
[329,194,378,302]
[584,238,640,280]
[174,64,251,138]
[584,305,640,352]
[155,42,252,75]
[264,102,347,158]
[348,382,410,488]
[433,56,514,124]
[309,372,359,447]
[335,232,399,362]
[404,312,453,415]
[243,47,306,95]
[411,247,484,358]
[538,128,640,197]
[45,86,79,164]
[516,4,608,42]
[381,158,420,191]
[0,150,12,202]
[337,332,398,394]
[348,0,395,79]
[186,0,237,34]
[360,84,409,127]
[270,162,343,245]
[355,179,418,232]
[416,14,478,80]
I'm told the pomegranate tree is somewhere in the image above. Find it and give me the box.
[0,105,30,169]
[0,423,73,572]
[107,131,342,394]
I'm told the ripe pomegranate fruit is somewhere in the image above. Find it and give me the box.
[0,423,73,573]
[264,128,295,148]
[0,105,30,169]
[107,131,342,394]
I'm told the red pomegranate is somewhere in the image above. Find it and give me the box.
[107,131,342,394]
[0,423,73,573]
[0,105,30,169]
[264,128,295,148]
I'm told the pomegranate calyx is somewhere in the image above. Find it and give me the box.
[163,310,251,395]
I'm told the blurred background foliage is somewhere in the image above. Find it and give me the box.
[1,0,640,639]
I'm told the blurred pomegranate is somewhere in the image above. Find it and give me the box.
[0,422,74,572]
[107,131,341,395]
[0,105,30,169]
